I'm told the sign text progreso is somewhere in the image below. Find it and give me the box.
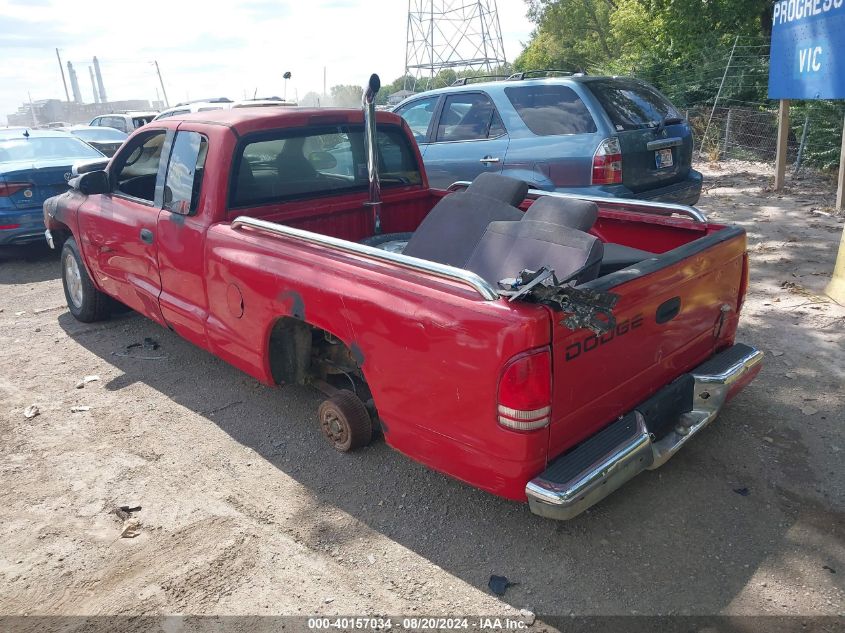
[768,0,845,99]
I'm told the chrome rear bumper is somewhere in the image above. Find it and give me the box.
[526,343,763,520]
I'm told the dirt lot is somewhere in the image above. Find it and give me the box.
[1,161,843,627]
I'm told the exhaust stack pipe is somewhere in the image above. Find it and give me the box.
[362,73,381,234]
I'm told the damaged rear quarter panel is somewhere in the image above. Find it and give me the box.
[204,222,552,500]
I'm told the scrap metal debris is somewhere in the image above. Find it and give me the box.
[488,574,517,596]
[114,340,167,360]
[23,405,40,419]
[120,519,142,539]
[499,267,619,335]
[70,405,90,413]
[75,375,100,389]
[113,505,142,521]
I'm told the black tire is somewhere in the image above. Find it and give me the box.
[318,390,372,452]
[61,237,111,323]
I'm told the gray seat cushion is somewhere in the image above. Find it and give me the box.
[466,220,604,286]
[466,172,530,207]
[524,196,598,232]
[600,243,656,275]
[402,191,523,268]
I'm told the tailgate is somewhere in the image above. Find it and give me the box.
[616,123,693,191]
[547,226,746,457]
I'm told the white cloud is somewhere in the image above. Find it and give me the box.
[0,0,533,124]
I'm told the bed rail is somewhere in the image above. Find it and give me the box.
[230,216,500,301]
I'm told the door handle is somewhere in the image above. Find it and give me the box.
[479,156,500,164]
[140,228,154,244]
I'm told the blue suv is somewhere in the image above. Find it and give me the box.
[393,74,702,205]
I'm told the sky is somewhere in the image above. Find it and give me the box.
[0,0,535,124]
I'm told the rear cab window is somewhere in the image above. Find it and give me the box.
[504,84,596,136]
[585,79,681,131]
[230,124,422,208]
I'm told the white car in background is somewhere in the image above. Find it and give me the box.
[152,100,233,121]
[89,111,158,133]
[231,98,297,108]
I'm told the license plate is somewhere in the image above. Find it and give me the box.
[655,148,673,169]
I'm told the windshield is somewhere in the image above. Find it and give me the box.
[0,136,104,163]
[586,79,681,131]
[72,128,127,142]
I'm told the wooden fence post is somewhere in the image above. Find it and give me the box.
[774,99,790,191]
[826,112,845,304]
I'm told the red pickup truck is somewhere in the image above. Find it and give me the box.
[43,81,762,520]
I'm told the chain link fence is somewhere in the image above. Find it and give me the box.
[627,35,843,175]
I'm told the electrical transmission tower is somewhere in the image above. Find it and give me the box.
[404,0,507,91]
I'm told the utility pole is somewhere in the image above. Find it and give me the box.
[154,60,170,108]
[55,48,70,102]
[28,92,38,127]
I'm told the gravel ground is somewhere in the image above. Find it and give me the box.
[0,162,843,628]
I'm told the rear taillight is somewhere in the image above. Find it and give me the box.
[497,348,552,431]
[0,182,33,197]
[0,224,21,230]
[591,138,622,185]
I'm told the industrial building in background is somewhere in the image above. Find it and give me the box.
[5,99,152,127]
[404,0,507,91]
[67,62,82,103]
[6,52,159,127]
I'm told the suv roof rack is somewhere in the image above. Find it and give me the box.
[506,69,586,81]
[451,75,511,86]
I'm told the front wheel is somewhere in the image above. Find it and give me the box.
[61,237,111,323]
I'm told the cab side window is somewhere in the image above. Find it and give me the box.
[164,131,208,215]
[111,130,167,203]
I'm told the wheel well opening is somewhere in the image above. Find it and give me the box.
[268,318,368,394]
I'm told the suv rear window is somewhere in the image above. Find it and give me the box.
[230,124,421,208]
[504,85,596,136]
[586,79,681,131]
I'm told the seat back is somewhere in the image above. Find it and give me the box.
[402,191,523,268]
[466,220,604,286]
[466,172,529,207]
[523,196,598,232]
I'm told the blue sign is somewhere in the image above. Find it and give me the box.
[768,0,845,99]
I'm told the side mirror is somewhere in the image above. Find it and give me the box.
[72,158,109,176]
[76,170,110,196]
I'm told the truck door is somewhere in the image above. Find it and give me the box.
[77,128,170,325]
[422,91,510,189]
[155,128,211,348]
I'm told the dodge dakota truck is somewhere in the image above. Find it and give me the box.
[43,76,762,520]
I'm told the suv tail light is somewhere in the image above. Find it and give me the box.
[0,182,32,197]
[497,349,552,431]
[591,138,622,185]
